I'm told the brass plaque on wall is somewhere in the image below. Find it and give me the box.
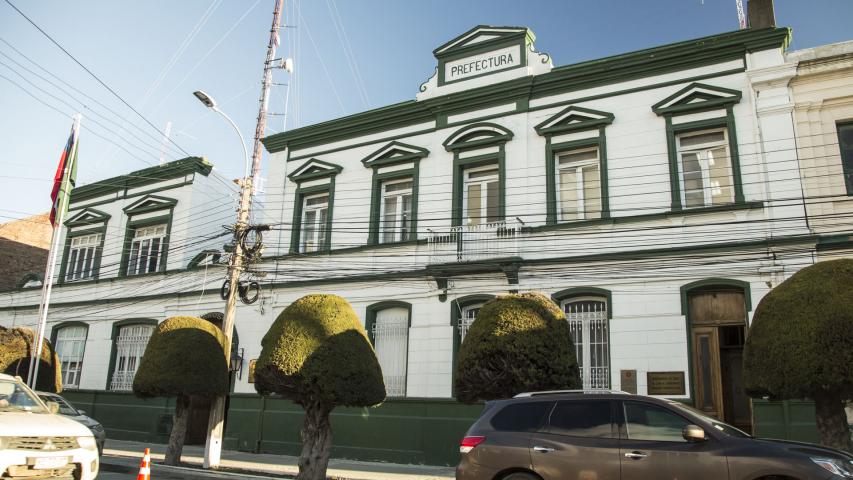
[647,371,685,395]
[620,370,638,394]
[248,359,257,384]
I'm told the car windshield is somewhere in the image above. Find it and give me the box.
[670,402,751,438]
[0,379,48,413]
[38,394,79,416]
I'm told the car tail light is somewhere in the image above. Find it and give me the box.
[460,436,486,453]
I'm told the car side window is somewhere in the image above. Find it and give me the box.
[490,401,553,432]
[623,401,690,442]
[548,400,613,438]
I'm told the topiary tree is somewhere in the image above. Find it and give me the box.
[0,326,62,393]
[254,294,385,480]
[454,292,581,403]
[744,259,853,452]
[132,316,229,465]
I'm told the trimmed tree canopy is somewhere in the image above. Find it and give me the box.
[454,293,580,403]
[744,259,853,400]
[133,316,229,399]
[0,326,62,393]
[254,294,385,407]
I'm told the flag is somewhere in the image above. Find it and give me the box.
[49,116,80,227]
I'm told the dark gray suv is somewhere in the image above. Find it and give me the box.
[456,390,853,480]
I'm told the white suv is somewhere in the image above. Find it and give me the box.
[0,373,99,479]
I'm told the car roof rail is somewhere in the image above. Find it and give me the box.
[513,389,631,398]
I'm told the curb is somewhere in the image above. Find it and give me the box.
[100,455,289,480]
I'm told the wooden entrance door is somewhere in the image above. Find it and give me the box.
[688,288,751,431]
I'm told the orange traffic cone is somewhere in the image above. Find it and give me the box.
[137,448,151,480]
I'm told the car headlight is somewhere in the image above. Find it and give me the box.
[77,436,97,451]
[812,457,853,478]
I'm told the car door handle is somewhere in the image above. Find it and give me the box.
[533,446,555,453]
[624,451,648,459]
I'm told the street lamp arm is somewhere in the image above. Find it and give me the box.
[212,107,250,181]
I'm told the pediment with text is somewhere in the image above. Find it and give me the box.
[417,25,552,101]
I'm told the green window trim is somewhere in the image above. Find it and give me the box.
[289,182,336,254]
[287,158,343,182]
[445,123,514,228]
[119,212,174,278]
[15,272,43,290]
[653,83,744,212]
[187,249,223,269]
[48,320,89,348]
[551,287,614,319]
[836,121,853,195]
[679,278,751,403]
[367,168,420,245]
[105,318,159,390]
[545,131,611,225]
[58,225,108,285]
[365,300,413,344]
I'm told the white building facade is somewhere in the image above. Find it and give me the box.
[0,25,835,463]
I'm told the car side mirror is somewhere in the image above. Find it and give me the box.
[46,401,60,414]
[682,424,706,442]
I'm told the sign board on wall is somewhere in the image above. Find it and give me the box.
[620,369,638,394]
[647,371,686,395]
[444,44,522,83]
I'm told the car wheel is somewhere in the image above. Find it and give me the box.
[502,472,539,480]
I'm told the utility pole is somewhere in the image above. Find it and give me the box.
[202,0,285,469]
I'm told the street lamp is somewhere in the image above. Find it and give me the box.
[193,90,250,180]
[193,89,253,468]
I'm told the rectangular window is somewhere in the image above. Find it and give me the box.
[623,401,689,442]
[838,122,853,195]
[677,128,734,208]
[380,179,413,243]
[548,400,613,437]
[126,224,166,276]
[372,307,409,397]
[563,298,610,390]
[55,326,87,388]
[65,233,101,281]
[109,324,154,391]
[300,194,329,253]
[463,166,500,226]
[557,147,602,221]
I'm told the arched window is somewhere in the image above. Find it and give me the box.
[109,320,156,391]
[53,324,88,388]
[554,288,612,390]
[366,302,411,397]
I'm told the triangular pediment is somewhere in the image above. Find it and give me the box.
[288,158,343,183]
[652,83,742,116]
[123,194,178,215]
[361,141,429,168]
[65,207,111,227]
[433,26,533,57]
[534,106,615,136]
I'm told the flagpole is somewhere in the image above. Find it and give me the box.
[28,114,82,389]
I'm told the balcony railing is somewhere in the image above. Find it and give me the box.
[427,218,523,263]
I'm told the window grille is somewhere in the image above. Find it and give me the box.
[563,297,610,390]
[109,324,154,391]
[66,234,101,281]
[372,307,409,397]
[458,304,483,344]
[55,326,87,388]
[127,224,166,275]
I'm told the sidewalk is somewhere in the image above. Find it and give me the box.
[102,439,456,480]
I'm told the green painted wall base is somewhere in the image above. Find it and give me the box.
[63,390,176,444]
[224,394,484,466]
[752,399,820,443]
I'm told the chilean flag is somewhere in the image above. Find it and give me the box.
[49,116,80,227]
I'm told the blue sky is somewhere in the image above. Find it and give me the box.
[1,0,851,220]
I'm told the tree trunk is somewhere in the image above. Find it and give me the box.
[165,395,191,466]
[813,391,853,453]
[296,401,333,480]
